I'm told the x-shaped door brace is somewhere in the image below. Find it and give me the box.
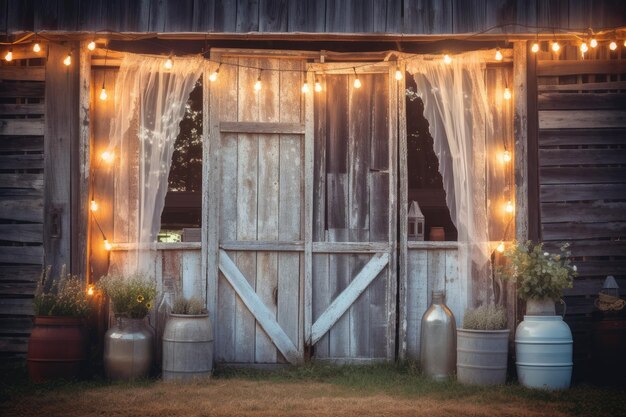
[309,252,389,345]
[219,249,389,364]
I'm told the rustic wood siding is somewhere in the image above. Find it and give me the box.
[533,42,626,377]
[2,0,625,34]
[0,51,45,357]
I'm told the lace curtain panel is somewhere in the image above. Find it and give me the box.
[106,53,204,274]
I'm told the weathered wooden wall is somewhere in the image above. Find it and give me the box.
[0,50,45,357]
[531,42,626,377]
[1,0,625,35]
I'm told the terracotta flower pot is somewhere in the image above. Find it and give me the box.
[27,316,88,382]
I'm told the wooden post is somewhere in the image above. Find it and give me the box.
[397,61,408,360]
[304,68,315,348]
[78,42,91,280]
[513,41,528,242]
[44,42,80,276]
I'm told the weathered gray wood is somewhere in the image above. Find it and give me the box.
[537,59,626,76]
[0,265,42,282]
[0,246,43,265]
[0,81,45,98]
[220,241,304,251]
[540,184,626,202]
[407,241,459,249]
[539,110,626,129]
[212,54,237,363]
[0,154,44,170]
[0,66,45,81]
[311,252,388,345]
[44,42,78,277]
[220,121,305,134]
[0,224,43,243]
[304,66,315,347]
[0,136,43,152]
[0,317,33,333]
[538,129,626,146]
[77,42,91,279]
[542,222,626,241]
[538,81,626,92]
[0,174,43,189]
[541,202,626,223]
[540,167,626,185]
[328,230,350,358]
[538,93,626,111]
[539,149,626,167]
[0,102,44,115]
[513,41,529,242]
[398,60,409,360]
[543,239,626,257]
[0,197,43,223]
[403,0,452,34]
[219,250,302,364]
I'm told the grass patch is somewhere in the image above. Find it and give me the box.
[2,361,625,417]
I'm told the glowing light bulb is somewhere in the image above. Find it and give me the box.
[580,42,588,53]
[87,40,96,51]
[314,80,322,92]
[443,54,452,64]
[502,150,512,163]
[90,200,99,212]
[99,87,108,101]
[164,57,173,70]
[503,87,512,100]
[496,242,505,253]
[87,285,95,296]
[590,38,598,48]
[301,82,309,93]
[624,40,626,47]
[551,41,560,52]
[33,43,41,53]
[209,70,219,82]
[531,42,540,53]
[63,53,72,66]
[395,69,403,80]
[101,151,114,163]
[495,48,503,61]
[353,77,361,89]
[5,49,13,61]
[505,200,514,214]
[609,41,617,51]
[254,77,262,91]
[103,239,112,251]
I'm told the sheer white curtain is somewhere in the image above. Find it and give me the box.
[406,52,494,311]
[107,53,204,274]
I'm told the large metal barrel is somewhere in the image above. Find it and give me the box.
[27,316,88,382]
[457,329,510,385]
[162,313,213,381]
[515,316,573,390]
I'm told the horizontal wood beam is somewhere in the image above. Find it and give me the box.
[537,60,626,76]
[0,103,45,115]
[0,197,43,223]
[538,129,626,146]
[0,66,45,81]
[407,241,459,250]
[0,246,43,265]
[539,110,626,129]
[540,167,626,185]
[111,242,201,251]
[219,121,305,135]
[539,149,626,166]
[0,119,44,136]
[538,81,626,92]
[0,224,43,243]
[538,93,626,111]
[310,252,389,345]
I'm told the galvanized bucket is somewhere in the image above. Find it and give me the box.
[162,313,213,381]
[457,328,510,385]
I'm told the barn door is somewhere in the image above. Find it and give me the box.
[205,53,306,364]
[305,62,399,362]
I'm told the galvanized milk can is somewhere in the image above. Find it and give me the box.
[420,291,456,380]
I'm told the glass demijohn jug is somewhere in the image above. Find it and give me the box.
[420,291,456,380]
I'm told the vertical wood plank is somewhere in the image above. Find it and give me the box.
[236,0,260,32]
[259,0,288,31]
[398,61,409,360]
[211,54,237,363]
[311,253,330,357]
[255,57,280,363]
[44,42,78,277]
[304,67,315,347]
[386,66,398,360]
[278,59,304,354]
[406,249,428,359]
[214,0,238,31]
[444,250,461,325]
[235,57,259,363]
[287,0,326,32]
[514,41,529,242]
[182,250,202,300]
[328,230,350,358]
[77,42,91,279]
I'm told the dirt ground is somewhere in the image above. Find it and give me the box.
[1,378,612,417]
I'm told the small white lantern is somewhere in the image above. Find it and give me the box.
[408,200,425,241]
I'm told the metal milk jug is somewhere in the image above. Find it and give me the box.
[420,291,456,380]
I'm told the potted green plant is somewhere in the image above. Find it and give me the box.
[162,296,213,381]
[456,305,509,385]
[98,272,157,381]
[27,266,92,382]
[499,240,578,390]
